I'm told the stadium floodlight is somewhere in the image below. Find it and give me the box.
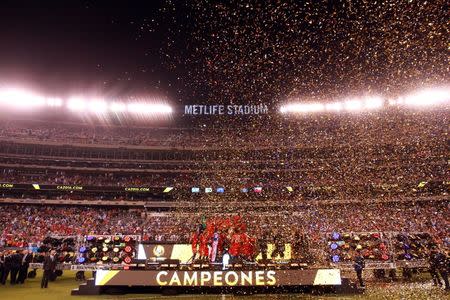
[88,99,108,113]
[279,102,325,113]
[110,102,127,112]
[0,88,45,107]
[325,102,343,112]
[127,102,173,114]
[388,99,398,106]
[402,88,450,106]
[67,97,87,111]
[363,96,384,110]
[396,97,405,105]
[46,97,63,107]
[344,99,363,111]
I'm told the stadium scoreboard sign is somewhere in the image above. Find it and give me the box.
[95,269,341,287]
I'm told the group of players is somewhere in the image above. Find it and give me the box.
[190,216,257,262]
[189,216,310,263]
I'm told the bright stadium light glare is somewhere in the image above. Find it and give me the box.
[46,97,63,107]
[388,99,397,106]
[127,102,173,114]
[67,97,87,111]
[279,102,325,113]
[325,102,343,112]
[110,102,127,112]
[88,99,108,113]
[396,97,405,105]
[403,88,450,106]
[344,99,363,111]
[0,89,45,108]
[363,96,384,110]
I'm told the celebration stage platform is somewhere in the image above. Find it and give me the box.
[71,267,362,295]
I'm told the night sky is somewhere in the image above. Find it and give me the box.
[0,0,448,106]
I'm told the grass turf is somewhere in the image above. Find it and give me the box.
[0,270,447,300]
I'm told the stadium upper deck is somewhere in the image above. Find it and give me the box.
[0,109,447,202]
[0,109,447,149]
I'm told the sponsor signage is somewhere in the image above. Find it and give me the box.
[124,187,150,192]
[56,185,83,190]
[0,183,14,188]
[0,183,163,193]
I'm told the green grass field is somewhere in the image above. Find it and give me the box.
[0,270,447,300]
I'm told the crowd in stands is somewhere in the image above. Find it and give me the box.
[0,206,147,247]
[0,109,447,149]
[0,109,446,201]
[1,201,448,257]
[0,111,447,266]
[0,165,445,201]
[0,168,175,187]
[0,120,203,148]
